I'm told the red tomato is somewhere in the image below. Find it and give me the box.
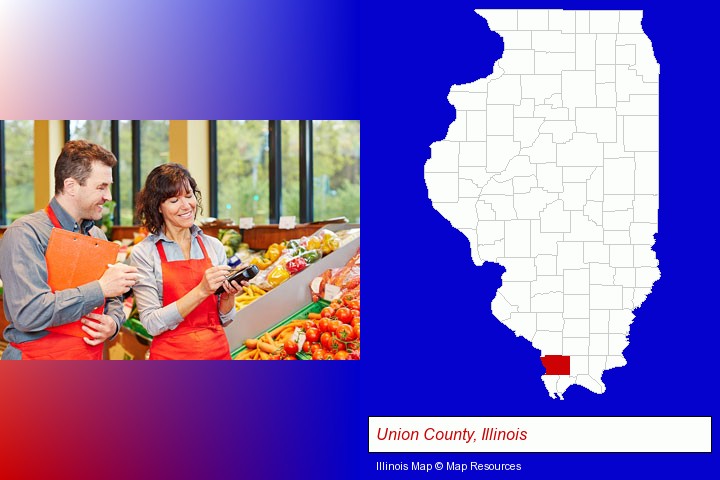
[284,340,299,356]
[347,300,360,311]
[329,336,346,353]
[353,324,360,340]
[329,320,341,335]
[350,309,360,318]
[334,350,349,360]
[320,307,335,318]
[312,350,325,360]
[318,318,330,333]
[336,324,354,341]
[284,356,298,360]
[320,332,333,350]
[305,328,320,343]
[310,343,322,354]
[351,316,360,327]
[323,351,335,360]
[302,341,312,353]
[303,320,315,331]
[335,307,353,324]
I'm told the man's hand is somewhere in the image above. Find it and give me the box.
[99,264,139,297]
[81,312,118,345]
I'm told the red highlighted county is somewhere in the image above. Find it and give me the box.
[541,355,570,375]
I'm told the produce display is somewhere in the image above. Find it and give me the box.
[233,318,307,360]
[234,293,360,360]
[218,229,252,264]
[233,284,267,310]
[310,248,360,303]
[250,228,346,291]
[236,247,361,360]
[298,294,360,361]
[217,227,358,311]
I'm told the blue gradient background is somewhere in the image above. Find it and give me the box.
[0,0,718,479]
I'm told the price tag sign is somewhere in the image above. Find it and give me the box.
[323,284,341,301]
[278,215,296,230]
[239,217,254,229]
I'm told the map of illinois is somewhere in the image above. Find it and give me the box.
[424,9,660,399]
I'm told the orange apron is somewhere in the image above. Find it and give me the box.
[149,236,231,360]
[10,205,105,360]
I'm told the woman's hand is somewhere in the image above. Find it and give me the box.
[218,277,249,300]
[216,263,250,299]
[217,266,250,315]
[199,265,231,296]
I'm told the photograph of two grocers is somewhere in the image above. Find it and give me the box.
[0,120,360,360]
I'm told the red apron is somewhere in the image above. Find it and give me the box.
[149,236,231,360]
[10,205,104,360]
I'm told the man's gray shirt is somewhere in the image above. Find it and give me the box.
[0,198,124,359]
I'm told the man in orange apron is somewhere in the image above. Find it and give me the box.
[0,140,139,360]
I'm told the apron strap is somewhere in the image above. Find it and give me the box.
[156,240,169,262]
[44,204,63,229]
[196,236,210,259]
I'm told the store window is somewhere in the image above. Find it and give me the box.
[68,120,111,147]
[65,120,168,225]
[140,120,169,184]
[281,120,300,219]
[212,120,360,225]
[216,120,270,224]
[118,120,134,225]
[0,120,34,225]
[313,120,360,223]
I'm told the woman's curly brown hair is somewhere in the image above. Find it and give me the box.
[136,163,203,234]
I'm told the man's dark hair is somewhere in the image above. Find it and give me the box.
[54,140,117,194]
[136,163,203,234]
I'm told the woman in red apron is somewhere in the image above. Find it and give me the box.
[130,164,242,360]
